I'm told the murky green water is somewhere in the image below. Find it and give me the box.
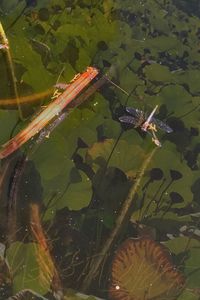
[0,1,199,299]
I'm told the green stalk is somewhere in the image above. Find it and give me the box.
[81,147,157,292]
[0,21,24,120]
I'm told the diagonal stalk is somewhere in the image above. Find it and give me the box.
[0,21,24,120]
[81,147,157,292]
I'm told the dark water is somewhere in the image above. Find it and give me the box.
[0,1,199,299]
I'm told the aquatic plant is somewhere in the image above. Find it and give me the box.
[0,0,199,299]
[109,238,185,300]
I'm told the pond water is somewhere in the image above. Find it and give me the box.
[0,1,199,299]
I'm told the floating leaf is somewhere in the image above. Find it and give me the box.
[10,35,54,91]
[33,131,73,181]
[147,36,182,52]
[133,142,198,221]
[144,64,173,82]
[109,238,185,300]
[164,237,200,290]
[184,248,200,289]
[0,110,19,144]
[86,138,145,175]
[177,70,200,94]
[146,85,193,117]
[53,170,92,211]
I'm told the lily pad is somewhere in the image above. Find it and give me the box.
[86,138,145,174]
[184,248,200,289]
[144,64,173,82]
[164,236,200,290]
[0,110,19,145]
[177,70,200,94]
[33,131,73,181]
[132,142,198,221]
[10,35,54,91]
[147,36,182,52]
[55,170,92,211]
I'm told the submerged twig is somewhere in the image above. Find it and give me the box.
[7,154,27,245]
[0,67,99,159]
[30,203,63,299]
[0,22,24,120]
[0,88,53,107]
[81,147,157,292]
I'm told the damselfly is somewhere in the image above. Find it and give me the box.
[119,105,173,147]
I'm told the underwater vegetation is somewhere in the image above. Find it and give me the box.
[109,238,185,300]
[0,0,199,299]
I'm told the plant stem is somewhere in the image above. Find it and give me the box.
[0,21,24,120]
[81,147,157,292]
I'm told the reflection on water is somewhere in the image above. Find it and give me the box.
[0,0,200,299]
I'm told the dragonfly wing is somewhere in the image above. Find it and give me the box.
[126,107,144,118]
[151,117,173,133]
[119,115,137,125]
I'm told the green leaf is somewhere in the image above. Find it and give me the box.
[10,35,54,91]
[184,248,200,289]
[164,237,200,255]
[6,242,52,295]
[144,64,173,82]
[33,131,72,181]
[57,171,92,211]
[119,65,142,93]
[178,290,200,300]
[0,0,22,14]
[86,138,145,175]
[177,70,200,94]
[132,142,198,221]
[64,289,103,300]
[164,237,200,290]
[147,36,182,52]
[0,110,19,145]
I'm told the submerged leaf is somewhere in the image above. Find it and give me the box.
[144,64,173,82]
[0,254,12,298]
[86,138,145,174]
[33,131,73,181]
[6,242,53,295]
[109,238,185,300]
[54,170,92,211]
[164,237,200,290]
